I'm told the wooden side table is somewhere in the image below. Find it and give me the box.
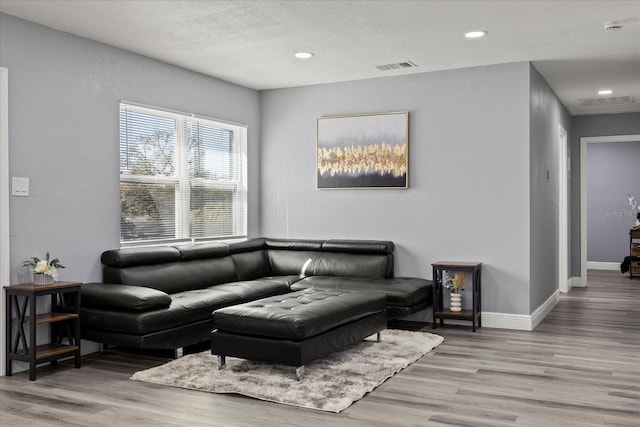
[4,281,81,380]
[432,262,482,332]
[630,228,640,279]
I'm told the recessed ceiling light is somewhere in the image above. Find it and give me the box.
[464,30,488,39]
[294,52,314,59]
[598,89,613,95]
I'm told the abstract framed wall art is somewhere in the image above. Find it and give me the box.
[317,112,409,189]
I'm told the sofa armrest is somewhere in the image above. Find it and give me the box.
[82,283,172,312]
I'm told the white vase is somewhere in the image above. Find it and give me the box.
[450,293,462,312]
[33,273,54,285]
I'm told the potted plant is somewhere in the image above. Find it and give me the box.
[629,194,640,228]
[23,252,65,285]
[443,271,467,312]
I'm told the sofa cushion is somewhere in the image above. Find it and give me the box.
[264,238,324,251]
[212,288,386,340]
[101,246,180,268]
[81,283,171,311]
[321,239,394,255]
[290,276,432,307]
[228,238,267,253]
[174,242,230,261]
[208,278,292,303]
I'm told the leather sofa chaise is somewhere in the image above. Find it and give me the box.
[81,238,433,354]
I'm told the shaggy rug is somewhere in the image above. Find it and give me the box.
[131,329,443,413]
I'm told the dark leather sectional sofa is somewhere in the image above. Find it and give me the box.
[81,238,433,353]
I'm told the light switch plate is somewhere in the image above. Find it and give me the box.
[11,177,29,197]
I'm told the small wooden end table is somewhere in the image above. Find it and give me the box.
[432,262,482,332]
[630,228,640,279]
[4,281,81,380]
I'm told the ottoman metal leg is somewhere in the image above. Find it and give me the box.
[365,331,383,342]
[295,366,305,381]
[175,347,184,359]
[218,355,226,370]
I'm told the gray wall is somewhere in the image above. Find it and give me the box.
[586,141,640,262]
[260,62,533,315]
[570,113,640,274]
[0,13,260,285]
[528,65,571,311]
[1,10,594,333]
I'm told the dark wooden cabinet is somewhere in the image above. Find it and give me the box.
[630,228,640,279]
[4,281,81,380]
[432,262,482,332]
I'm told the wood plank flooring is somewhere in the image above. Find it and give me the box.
[1,270,638,426]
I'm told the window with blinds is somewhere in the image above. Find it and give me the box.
[119,102,247,245]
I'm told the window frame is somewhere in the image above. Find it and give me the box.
[119,101,247,246]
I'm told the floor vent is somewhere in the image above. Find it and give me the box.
[579,95,635,106]
[376,61,418,71]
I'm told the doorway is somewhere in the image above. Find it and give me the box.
[580,134,640,283]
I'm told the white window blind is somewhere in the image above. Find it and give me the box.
[119,102,247,245]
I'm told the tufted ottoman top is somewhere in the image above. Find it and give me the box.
[212,288,386,340]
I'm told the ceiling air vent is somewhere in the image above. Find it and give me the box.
[376,61,418,71]
[579,95,634,106]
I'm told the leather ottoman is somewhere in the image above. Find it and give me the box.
[211,288,387,379]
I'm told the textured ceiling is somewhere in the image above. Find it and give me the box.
[1,0,639,115]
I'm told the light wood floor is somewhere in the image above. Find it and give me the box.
[1,270,638,426]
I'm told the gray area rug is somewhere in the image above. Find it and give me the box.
[131,329,443,413]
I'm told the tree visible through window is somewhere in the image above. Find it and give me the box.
[119,103,247,244]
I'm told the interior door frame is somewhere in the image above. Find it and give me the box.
[1,67,9,376]
[558,125,569,293]
[580,134,640,283]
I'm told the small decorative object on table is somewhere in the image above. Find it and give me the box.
[22,252,65,285]
[443,271,467,312]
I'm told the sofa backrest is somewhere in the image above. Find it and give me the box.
[228,238,271,280]
[101,237,395,294]
[102,244,238,294]
[264,238,394,279]
[263,238,323,277]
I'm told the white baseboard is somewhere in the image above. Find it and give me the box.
[482,312,533,331]
[482,290,559,331]
[531,290,559,330]
[565,277,573,293]
[405,289,561,332]
[571,276,586,287]
[587,261,619,271]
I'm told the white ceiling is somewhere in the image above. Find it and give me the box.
[1,0,639,115]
